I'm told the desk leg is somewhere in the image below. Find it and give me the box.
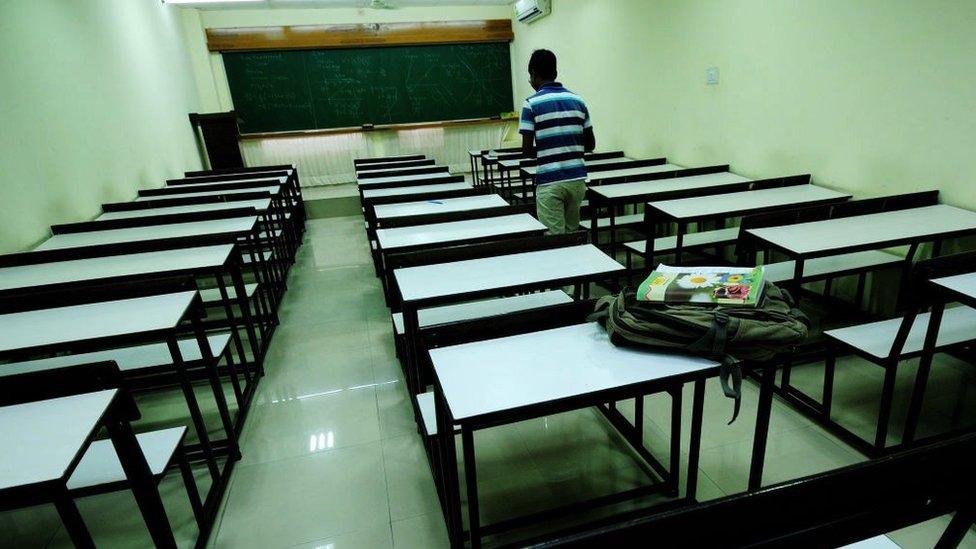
[231,265,267,373]
[54,491,95,549]
[609,208,618,261]
[667,387,682,497]
[675,222,686,265]
[167,336,220,480]
[403,305,421,398]
[214,273,248,406]
[435,387,464,548]
[686,379,706,501]
[791,258,805,305]
[462,427,481,549]
[749,365,775,491]
[175,447,206,529]
[903,301,946,444]
[105,408,177,549]
[874,359,899,452]
[192,315,241,461]
[936,504,975,548]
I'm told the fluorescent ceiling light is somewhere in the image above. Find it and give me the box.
[164,0,264,5]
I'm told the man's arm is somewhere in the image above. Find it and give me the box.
[522,132,536,159]
[583,127,596,153]
[518,99,535,159]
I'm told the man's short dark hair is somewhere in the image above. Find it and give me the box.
[528,49,557,80]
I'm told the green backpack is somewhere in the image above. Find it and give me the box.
[590,282,809,422]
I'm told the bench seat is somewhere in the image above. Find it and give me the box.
[199,282,259,305]
[241,250,274,264]
[826,305,976,360]
[622,227,740,255]
[67,427,187,490]
[392,290,572,335]
[0,333,232,376]
[764,250,902,283]
[579,213,644,230]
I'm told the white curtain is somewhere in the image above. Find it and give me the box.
[240,121,517,187]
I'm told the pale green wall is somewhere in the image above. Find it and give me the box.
[184,5,513,112]
[511,0,976,209]
[0,0,203,253]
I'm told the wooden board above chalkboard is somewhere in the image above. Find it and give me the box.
[206,20,514,51]
[222,42,514,134]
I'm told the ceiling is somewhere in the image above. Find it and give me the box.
[167,0,513,9]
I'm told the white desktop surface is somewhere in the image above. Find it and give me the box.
[359,154,422,163]
[932,271,976,301]
[376,214,545,250]
[185,168,291,181]
[357,159,430,173]
[35,217,257,251]
[135,186,280,202]
[362,182,472,200]
[585,163,685,182]
[650,185,849,220]
[0,390,117,490]
[747,204,976,256]
[392,291,572,334]
[520,156,635,176]
[175,176,286,187]
[0,291,196,354]
[394,244,623,303]
[430,322,717,421]
[357,171,455,187]
[0,245,233,292]
[374,195,508,220]
[97,199,270,221]
[357,165,448,178]
[592,172,751,200]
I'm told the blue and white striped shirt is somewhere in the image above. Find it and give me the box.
[518,83,592,186]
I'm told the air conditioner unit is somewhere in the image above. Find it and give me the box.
[515,0,551,24]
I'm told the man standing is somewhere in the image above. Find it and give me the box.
[519,49,596,234]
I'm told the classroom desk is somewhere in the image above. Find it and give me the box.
[0,390,176,548]
[429,322,717,547]
[36,217,258,251]
[375,213,547,294]
[902,271,976,445]
[479,150,523,188]
[154,178,302,225]
[183,168,293,181]
[373,194,508,224]
[519,157,649,179]
[361,181,473,201]
[356,171,456,188]
[394,244,625,394]
[97,199,272,221]
[135,185,282,202]
[642,184,851,264]
[356,153,425,167]
[745,205,976,293]
[356,158,435,174]
[356,165,449,180]
[98,196,297,265]
[376,214,546,253]
[35,214,283,315]
[0,244,265,391]
[175,175,288,187]
[0,291,238,524]
[588,171,753,256]
[498,155,632,198]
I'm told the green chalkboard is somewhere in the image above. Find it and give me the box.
[222,43,514,133]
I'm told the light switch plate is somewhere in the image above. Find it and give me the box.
[706,67,719,85]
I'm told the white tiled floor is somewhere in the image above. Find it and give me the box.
[4,214,976,548]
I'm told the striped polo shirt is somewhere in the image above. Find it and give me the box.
[518,82,592,186]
